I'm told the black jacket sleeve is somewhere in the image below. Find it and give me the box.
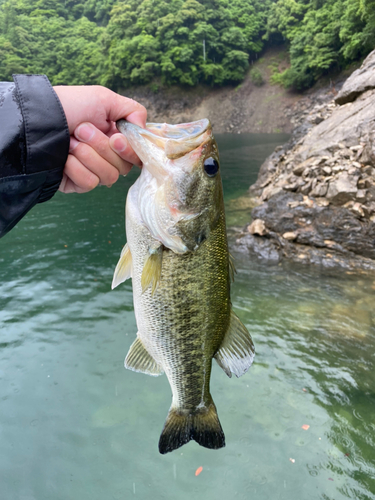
[0,74,70,239]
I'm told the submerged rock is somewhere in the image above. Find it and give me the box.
[240,49,375,272]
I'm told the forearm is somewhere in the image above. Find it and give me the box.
[0,75,69,238]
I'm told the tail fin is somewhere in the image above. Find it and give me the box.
[158,402,225,455]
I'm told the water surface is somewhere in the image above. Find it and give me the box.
[0,134,374,500]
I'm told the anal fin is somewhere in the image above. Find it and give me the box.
[125,337,163,377]
[112,243,132,290]
[214,310,255,378]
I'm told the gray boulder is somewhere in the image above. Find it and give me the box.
[297,89,375,161]
[335,50,375,105]
[326,172,358,205]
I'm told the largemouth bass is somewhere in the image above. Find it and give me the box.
[112,119,255,454]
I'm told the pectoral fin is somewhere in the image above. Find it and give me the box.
[125,337,164,376]
[141,245,163,295]
[112,243,132,290]
[214,310,255,378]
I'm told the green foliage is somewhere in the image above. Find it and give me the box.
[0,0,105,84]
[102,0,272,87]
[0,0,272,88]
[0,0,374,90]
[249,67,264,86]
[266,0,375,89]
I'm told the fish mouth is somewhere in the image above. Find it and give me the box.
[117,119,211,178]
[118,119,214,254]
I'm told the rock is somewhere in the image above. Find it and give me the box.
[348,167,359,175]
[356,189,367,202]
[341,148,353,159]
[241,50,375,272]
[335,51,375,105]
[332,166,344,173]
[235,233,281,263]
[248,219,268,236]
[326,173,358,205]
[315,199,330,207]
[324,240,336,247]
[296,89,375,161]
[251,192,375,260]
[311,182,328,197]
[300,180,312,195]
[362,202,375,218]
[351,202,365,218]
[283,232,297,241]
[293,164,307,176]
[302,196,314,208]
[366,185,375,202]
[261,185,283,201]
[362,165,374,175]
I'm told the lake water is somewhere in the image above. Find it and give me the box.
[1,134,374,500]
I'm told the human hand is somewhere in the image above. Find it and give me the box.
[54,85,147,193]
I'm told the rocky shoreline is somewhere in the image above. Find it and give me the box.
[235,50,375,272]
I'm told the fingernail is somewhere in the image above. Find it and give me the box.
[112,137,127,153]
[69,137,79,152]
[75,123,95,142]
[107,184,113,188]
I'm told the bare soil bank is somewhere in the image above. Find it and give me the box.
[122,49,305,134]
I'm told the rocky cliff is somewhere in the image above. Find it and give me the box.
[236,50,375,272]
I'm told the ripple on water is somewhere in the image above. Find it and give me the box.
[1,137,375,500]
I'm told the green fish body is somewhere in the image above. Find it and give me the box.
[112,120,255,454]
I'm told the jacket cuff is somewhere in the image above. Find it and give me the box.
[13,74,70,178]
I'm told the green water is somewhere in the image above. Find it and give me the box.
[1,134,374,500]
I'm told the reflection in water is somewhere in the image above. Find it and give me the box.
[0,134,374,499]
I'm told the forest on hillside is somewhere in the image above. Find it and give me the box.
[0,0,374,90]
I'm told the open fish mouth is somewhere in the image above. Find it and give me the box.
[117,118,216,254]
[116,119,212,176]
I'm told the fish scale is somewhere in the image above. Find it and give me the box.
[112,119,255,454]
[128,203,230,411]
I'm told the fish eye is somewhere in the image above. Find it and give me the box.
[203,157,219,177]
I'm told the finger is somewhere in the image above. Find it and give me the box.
[108,94,147,128]
[53,86,147,134]
[109,133,142,167]
[59,175,83,194]
[59,172,69,192]
[63,154,100,193]
[74,123,138,172]
[70,140,123,186]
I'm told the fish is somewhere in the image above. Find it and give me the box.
[112,118,255,454]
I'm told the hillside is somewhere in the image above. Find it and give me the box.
[124,48,345,134]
